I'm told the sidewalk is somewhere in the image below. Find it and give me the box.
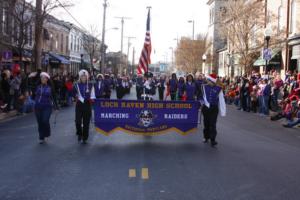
[231,105,300,129]
[0,110,18,122]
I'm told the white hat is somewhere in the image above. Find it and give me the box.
[186,73,194,79]
[97,73,104,79]
[79,70,89,78]
[40,72,50,79]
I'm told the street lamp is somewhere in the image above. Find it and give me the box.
[188,20,195,40]
[169,47,174,70]
[264,25,272,74]
[202,54,207,74]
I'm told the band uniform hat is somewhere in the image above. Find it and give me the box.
[97,73,104,79]
[79,69,89,78]
[40,72,50,79]
[144,71,153,78]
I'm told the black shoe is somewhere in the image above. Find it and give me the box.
[82,140,87,144]
[39,139,45,144]
[283,124,291,128]
[78,135,82,143]
[203,139,209,143]
[211,141,218,147]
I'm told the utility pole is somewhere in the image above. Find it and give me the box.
[34,0,43,71]
[100,0,108,74]
[132,47,135,75]
[188,20,195,40]
[115,16,131,74]
[285,0,291,72]
[126,36,136,75]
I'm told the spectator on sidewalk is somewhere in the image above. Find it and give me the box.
[250,85,258,113]
[262,79,271,116]
[283,100,300,128]
[272,74,284,111]
[1,70,11,112]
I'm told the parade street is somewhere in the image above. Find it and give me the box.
[0,92,299,200]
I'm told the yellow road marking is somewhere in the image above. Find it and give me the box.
[129,169,136,178]
[141,168,149,180]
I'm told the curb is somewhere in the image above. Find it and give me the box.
[0,110,18,122]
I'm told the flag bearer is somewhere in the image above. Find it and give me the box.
[73,70,96,144]
[143,72,156,100]
[201,74,226,147]
[136,74,144,100]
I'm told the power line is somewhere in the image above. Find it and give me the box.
[55,0,89,33]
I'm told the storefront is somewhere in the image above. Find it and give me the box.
[253,48,282,73]
[48,52,70,75]
[289,35,300,72]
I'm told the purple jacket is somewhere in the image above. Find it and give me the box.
[35,84,53,109]
[186,82,196,101]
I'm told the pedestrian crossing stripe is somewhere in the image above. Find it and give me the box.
[129,169,136,178]
[141,168,149,180]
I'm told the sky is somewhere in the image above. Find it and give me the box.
[45,0,210,63]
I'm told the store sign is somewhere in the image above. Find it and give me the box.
[1,51,13,62]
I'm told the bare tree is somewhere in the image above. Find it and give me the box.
[175,34,207,74]
[82,26,101,73]
[219,0,284,74]
[13,0,34,64]
[34,0,72,70]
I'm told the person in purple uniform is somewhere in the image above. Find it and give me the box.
[34,72,58,144]
[195,73,204,100]
[116,75,124,99]
[95,74,105,99]
[157,75,166,101]
[177,77,185,100]
[168,73,178,101]
[185,74,196,101]
[201,74,226,147]
[103,74,112,99]
[73,70,96,144]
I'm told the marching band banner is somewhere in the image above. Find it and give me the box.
[94,99,200,136]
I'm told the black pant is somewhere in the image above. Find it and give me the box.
[158,87,165,100]
[170,92,176,101]
[136,87,143,100]
[116,87,124,99]
[202,105,219,142]
[35,106,52,140]
[75,101,92,141]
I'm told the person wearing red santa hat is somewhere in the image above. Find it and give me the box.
[200,73,226,147]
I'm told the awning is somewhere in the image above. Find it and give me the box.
[49,52,70,65]
[253,48,281,66]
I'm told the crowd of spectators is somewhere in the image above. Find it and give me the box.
[222,70,300,128]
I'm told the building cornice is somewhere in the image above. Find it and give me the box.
[207,0,214,5]
[288,34,300,45]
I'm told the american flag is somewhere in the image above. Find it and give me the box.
[137,9,152,75]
